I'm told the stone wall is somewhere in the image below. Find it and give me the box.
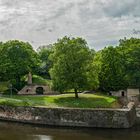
[0,102,136,128]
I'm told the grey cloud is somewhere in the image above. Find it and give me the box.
[102,0,140,17]
[0,0,140,50]
[35,2,74,32]
[77,0,140,23]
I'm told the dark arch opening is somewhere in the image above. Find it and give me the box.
[109,92,112,96]
[122,91,125,97]
[36,87,44,95]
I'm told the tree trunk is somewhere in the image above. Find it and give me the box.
[74,88,79,98]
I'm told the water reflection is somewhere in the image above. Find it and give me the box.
[31,135,52,140]
[0,121,140,140]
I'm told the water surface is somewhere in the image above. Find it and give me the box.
[0,121,140,140]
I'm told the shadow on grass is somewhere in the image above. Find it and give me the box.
[1,94,118,108]
[53,97,116,108]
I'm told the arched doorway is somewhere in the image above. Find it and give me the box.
[36,87,44,95]
[121,91,125,97]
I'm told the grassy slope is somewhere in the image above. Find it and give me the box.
[0,94,120,108]
[32,75,51,85]
[0,82,9,93]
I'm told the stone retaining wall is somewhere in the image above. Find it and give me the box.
[0,102,136,128]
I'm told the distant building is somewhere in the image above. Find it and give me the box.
[109,90,127,97]
[109,88,140,102]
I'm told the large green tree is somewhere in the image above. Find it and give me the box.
[99,46,127,91]
[119,38,140,88]
[0,40,39,89]
[50,36,92,98]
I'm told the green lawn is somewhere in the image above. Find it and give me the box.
[0,94,120,108]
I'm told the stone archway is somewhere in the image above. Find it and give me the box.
[121,91,125,97]
[36,87,44,95]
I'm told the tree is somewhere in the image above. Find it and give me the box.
[86,51,102,90]
[99,46,127,91]
[50,36,92,98]
[37,45,53,79]
[119,38,140,88]
[0,40,39,89]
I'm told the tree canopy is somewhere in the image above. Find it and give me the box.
[50,36,93,98]
[118,38,140,88]
[99,46,127,91]
[98,38,140,91]
[0,40,39,89]
[0,37,140,95]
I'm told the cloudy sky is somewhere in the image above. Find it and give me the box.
[0,0,140,50]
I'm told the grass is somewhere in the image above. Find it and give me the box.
[0,82,9,93]
[0,94,120,108]
[32,75,52,86]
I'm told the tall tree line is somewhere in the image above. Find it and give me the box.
[0,37,140,97]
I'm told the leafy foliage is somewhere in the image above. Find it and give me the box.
[50,36,93,98]
[0,37,140,95]
[119,38,140,88]
[99,38,140,91]
[37,45,53,79]
[99,46,127,91]
[0,40,39,89]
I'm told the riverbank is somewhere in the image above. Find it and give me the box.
[0,102,136,128]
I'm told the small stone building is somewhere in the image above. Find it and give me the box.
[18,72,58,95]
[18,84,57,95]
[109,88,140,102]
[109,90,127,97]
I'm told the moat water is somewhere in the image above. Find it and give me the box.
[0,121,140,140]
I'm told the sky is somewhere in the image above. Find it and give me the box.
[0,0,140,50]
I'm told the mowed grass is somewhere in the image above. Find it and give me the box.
[0,94,120,108]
